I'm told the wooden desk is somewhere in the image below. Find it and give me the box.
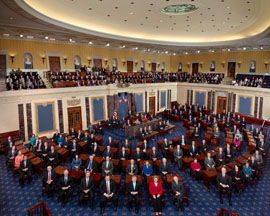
[196,154,206,165]
[140,131,159,141]
[235,157,248,167]
[181,144,190,156]
[146,175,163,185]
[20,148,29,155]
[78,141,87,153]
[31,157,44,175]
[54,166,67,177]
[227,161,241,170]
[182,157,194,174]
[216,165,232,174]
[202,170,218,190]
[79,154,89,165]
[242,153,251,160]
[57,148,69,162]
[160,125,176,136]
[110,175,121,186]
[25,152,37,160]
[69,169,84,184]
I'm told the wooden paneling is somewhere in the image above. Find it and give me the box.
[151,63,156,72]
[217,96,227,114]
[192,63,199,75]
[127,61,133,72]
[67,106,82,131]
[0,55,6,78]
[149,96,155,116]
[49,56,61,72]
[227,62,236,78]
[93,58,102,69]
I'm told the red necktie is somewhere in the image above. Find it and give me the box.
[38,144,41,150]
[106,181,110,194]
[220,154,222,159]
[86,178,89,187]
[48,172,51,182]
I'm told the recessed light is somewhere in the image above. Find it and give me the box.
[50,38,55,41]
[69,38,73,42]
[89,41,93,44]
[227,49,231,51]
[243,47,246,50]
[3,34,10,37]
[260,46,264,50]
[20,34,23,38]
[45,36,49,39]
[130,12,134,15]
[227,6,230,9]
[106,43,110,47]
[147,49,151,51]
[165,51,168,54]
[9,17,14,20]
[196,50,200,53]
[160,20,163,22]
[185,52,188,55]
[135,47,138,50]
[27,36,34,39]
[173,53,176,56]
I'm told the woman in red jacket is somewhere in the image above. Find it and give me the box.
[149,176,163,215]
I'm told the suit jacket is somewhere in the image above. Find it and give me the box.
[103,149,114,158]
[149,182,163,196]
[70,142,79,152]
[159,163,169,174]
[48,150,58,160]
[58,175,74,189]
[204,157,215,168]
[84,159,97,172]
[174,149,183,160]
[127,181,142,194]
[200,143,208,154]
[76,132,84,141]
[216,152,225,161]
[189,146,198,157]
[99,179,116,194]
[171,180,184,195]
[35,142,44,152]
[52,133,59,142]
[224,147,233,157]
[43,170,57,184]
[91,145,100,156]
[141,143,150,151]
[216,173,231,188]
[8,150,17,158]
[101,161,114,174]
[106,140,113,147]
[249,160,258,170]
[162,142,169,150]
[41,146,50,155]
[82,135,90,143]
[69,131,77,138]
[132,151,143,161]
[231,168,243,180]
[19,159,32,172]
[79,176,94,191]
[126,164,138,175]
[117,151,129,160]
[253,154,263,164]
[150,150,159,160]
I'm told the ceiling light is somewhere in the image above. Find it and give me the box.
[157,51,160,53]
[106,43,110,47]
[3,34,10,37]
[227,48,231,51]
[253,47,258,50]
[88,41,93,44]
[196,50,200,53]
[45,36,49,39]
[69,38,73,42]
[260,46,264,50]
[130,12,134,15]
[165,51,168,54]
[173,53,176,56]
[49,38,55,41]
[185,52,188,55]
[147,49,151,51]
[20,34,23,38]
[27,36,34,39]
[135,47,138,50]
[243,47,246,50]
[9,17,14,20]
[160,20,163,22]
[227,6,230,9]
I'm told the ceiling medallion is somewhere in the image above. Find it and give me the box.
[161,4,198,15]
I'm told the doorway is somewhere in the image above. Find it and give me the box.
[49,56,61,72]
[0,55,7,78]
[127,61,133,72]
[192,63,199,75]
[217,96,227,114]
[68,106,82,132]
[149,96,156,116]
[93,58,102,69]
[227,62,236,78]
[151,63,156,72]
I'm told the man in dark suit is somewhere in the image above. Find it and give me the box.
[159,157,170,180]
[79,171,94,208]
[52,130,60,144]
[7,145,17,166]
[101,156,114,177]
[141,139,150,160]
[76,130,84,141]
[122,139,131,150]
[69,128,77,138]
[171,176,185,211]
[200,139,208,154]
[189,141,199,158]
[43,165,56,198]
[217,167,232,206]
[58,169,74,207]
[47,146,58,168]
[106,136,113,147]
[19,155,32,187]
[216,147,225,166]
[193,127,200,140]
[224,144,233,162]
[41,142,50,161]
[103,145,114,159]
[126,159,138,176]
[90,142,100,156]
[174,145,183,169]
[70,139,79,161]
[117,146,129,171]
[82,132,90,144]
[127,175,142,213]
[34,138,43,157]
[132,147,143,171]
[162,138,169,158]
[84,155,97,173]
[99,175,118,214]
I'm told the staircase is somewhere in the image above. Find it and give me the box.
[0,78,6,92]
[221,77,233,85]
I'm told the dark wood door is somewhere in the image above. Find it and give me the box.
[68,106,82,132]
[149,96,155,116]
[0,55,7,78]
[192,63,199,75]
[49,56,61,72]
[151,63,156,72]
[127,61,133,72]
[227,62,236,78]
[93,59,102,69]
[217,97,227,114]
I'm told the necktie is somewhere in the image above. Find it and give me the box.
[38,144,41,150]
[48,172,51,182]
[131,165,133,173]
[86,178,89,187]
[220,153,222,159]
[65,176,67,185]
[133,182,136,190]
[106,162,109,169]
[106,181,110,194]
[88,160,92,170]
[24,161,26,167]
[73,143,75,149]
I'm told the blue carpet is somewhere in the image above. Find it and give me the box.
[0,120,270,216]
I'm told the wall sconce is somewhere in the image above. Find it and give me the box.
[187,62,190,68]
[199,63,203,68]
[41,56,46,64]
[122,60,126,66]
[88,58,91,65]
[264,61,269,69]
[63,58,67,64]
[135,61,138,66]
[157,63,160,68]
[237,61,242,68]
[148,62,151,67]
[104,59,108,65]
[221,61,226,68]
[10,55,15,64]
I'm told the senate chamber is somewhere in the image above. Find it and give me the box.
[1,0,270,216]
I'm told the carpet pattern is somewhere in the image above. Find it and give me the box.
[0,120,270,216]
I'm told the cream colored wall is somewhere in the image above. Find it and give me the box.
[170,51,270,74]
[0,39,170,72]
[0,102,19,133]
